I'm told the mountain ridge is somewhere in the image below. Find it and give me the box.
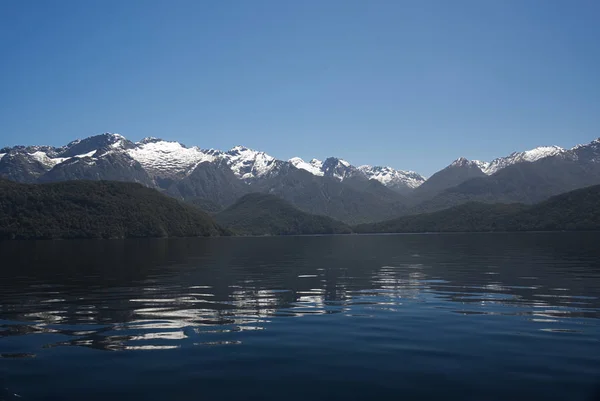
[2,133,600,224]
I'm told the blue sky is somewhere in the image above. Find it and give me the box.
[1,0,599,175]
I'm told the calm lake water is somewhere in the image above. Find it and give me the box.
[1,233,600,401]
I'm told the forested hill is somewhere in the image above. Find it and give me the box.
[215,193,352,235]
[0,180,226,239]
[355,184,600,233]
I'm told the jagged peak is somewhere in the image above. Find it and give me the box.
[229,145,250,153]
[289,157,324,176]
[227,145,274,160]
[323,156,350,166]
[359,164,423,177]
[450,157,472,167]
[91,132,127,143]
[572,138,600,150]
[139,137,166,145]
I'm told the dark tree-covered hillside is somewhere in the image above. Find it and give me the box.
[355,184,600,233]
[0,180,226,239]
[215,192,352,235]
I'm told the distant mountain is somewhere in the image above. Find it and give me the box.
[289,156,425,194]
[0,180,226,240]
[249,164,407,224]
[357,165,425,195]
[482,145,565,175]
[165,159,249,208]
[289,157,324,176]
[409,157,487,203]
[220,146,286,181]
[356,184,600,233]
[413,139,600,213]
[215,193,351,235]
[127,137,215,181]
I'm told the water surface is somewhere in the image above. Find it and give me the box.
[1,233,600,400]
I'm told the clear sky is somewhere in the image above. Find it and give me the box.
[1,0,599,175]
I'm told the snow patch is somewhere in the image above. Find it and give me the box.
[473,160,490,172]
[128,140,215,178]
[289,157,324,176]
[224,146,278,180]
[74,150,97,158]
[358,165,426,189]
[450,157,471,167]
[29,151,69,169]
[484,145,565,175]
[310,159,323,170]
[522,146,564,162]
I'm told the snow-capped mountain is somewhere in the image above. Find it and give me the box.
[290,156,363,181]
[472,160,490,172]
[483,146,565,175]
[126,137,284,181]
[569,138,600,163]
[220,146,283,181]
[358,165,425,193]
[289,157,324,176]
[127,137,215,179]
[289,156,425,194]
[450,157,483,168]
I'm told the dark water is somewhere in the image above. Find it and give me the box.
[1,233,600,401]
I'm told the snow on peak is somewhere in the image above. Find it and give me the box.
[139,137,164,144]
[521,146,564,162]
[0,153,5,161]
[127,139,215,178]
[450,157,472,167]
[473,160,490,172]
[289,157,324,176]
[484,145,565,175]
[229,145,250,153]
[74,150,97,158]
[309,159,323,168]
[358,165,426,189]
[223,146,278,180]
[100,133,127,148]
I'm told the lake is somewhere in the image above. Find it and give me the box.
[1,233,600,401]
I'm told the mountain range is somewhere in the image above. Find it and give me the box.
[1,133,599,223]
